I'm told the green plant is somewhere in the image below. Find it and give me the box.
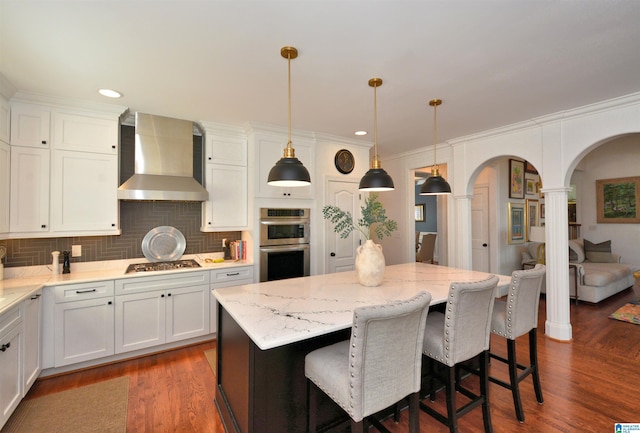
[322,193,398,241]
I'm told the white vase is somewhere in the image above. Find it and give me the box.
[355,239,386,286]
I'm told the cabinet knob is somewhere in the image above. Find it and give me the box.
[161,294,165,297]
[41,224,47,229]
[108,301,113,305]
[0,342,10,352]
[330,252,336,257]
[30,294,41,300]
[167,293,172,297]
[208,157,212,160]
[112,145,116,149]
[111,223,116,227]
[41,140,47,145]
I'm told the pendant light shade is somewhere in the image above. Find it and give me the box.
[359,78,394,192]
[420,99,451,195]
[268,46,311,187]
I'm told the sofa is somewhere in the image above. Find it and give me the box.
[521,238,635,303]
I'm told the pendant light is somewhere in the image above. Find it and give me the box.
[359,78,394,191]
[420,98,451,195]
[267,46,311,187]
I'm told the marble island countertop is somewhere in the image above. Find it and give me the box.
[213,262,511,351]
[0,254,252,316]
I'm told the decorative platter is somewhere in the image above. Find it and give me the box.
[141,226,186,262]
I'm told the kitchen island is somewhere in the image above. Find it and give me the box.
[212,262,511,433]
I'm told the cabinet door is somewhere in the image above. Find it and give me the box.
[9,146,50,233]
[166,285,209,343]
[0,141,10,235]
[202,164,248,231]
[255,133,314,199]
[50,150,118,233]
[0,97,9,144]
[53,111,118,154]
[0,325,22,426]
[10,102,50,148]
[115,291,165,354]
[206,134,247,166]
[54,297,114,367]
[23,292,42,394]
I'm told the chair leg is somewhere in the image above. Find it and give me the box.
[350,419,365,433]
[529,329,544,404]
[479,351,494,433]
[445,365,458,433]
[408,391,420,433]
[506,339,525,422]
[307,379,318,433]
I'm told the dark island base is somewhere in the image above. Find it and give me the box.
[216,306,353,433]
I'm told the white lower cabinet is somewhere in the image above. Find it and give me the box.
[53,281,115,367]
[209,266,254,334]
[0,306,23,428]
[115,271,210,354]
[23,291,42,395]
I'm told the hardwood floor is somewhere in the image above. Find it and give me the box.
[25,288,639,433]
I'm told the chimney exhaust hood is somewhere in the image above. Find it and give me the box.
[118,113,208,201]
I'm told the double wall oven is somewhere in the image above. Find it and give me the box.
[259,208,310,282]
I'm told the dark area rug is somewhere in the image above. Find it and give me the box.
[609,300,640,325]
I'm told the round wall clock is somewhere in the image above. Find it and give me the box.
[334,149,355,174]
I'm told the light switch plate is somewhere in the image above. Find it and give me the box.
[72,245,82,257]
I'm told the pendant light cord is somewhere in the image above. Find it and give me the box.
[373,82,379,166]
[433,102,437,172]
[287,52,292,150]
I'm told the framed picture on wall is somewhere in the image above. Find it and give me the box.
[525,177,537,196]
[509,159,525,199]
[596,176,640,223]
[526,199,539,241]
[508,202,526,244]
[415,204,425,222]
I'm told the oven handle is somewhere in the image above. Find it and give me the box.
[260,219,309,226]
[259,244,310,253]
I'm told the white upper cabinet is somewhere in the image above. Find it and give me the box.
[8,98,125,238]
[0,141,9,236]
[52,111,118,154]
[202,164,248,231]
[205,134,247,166]
[252,130,315,199]
[0,97,9,144]
[50,150,118,233]
[10,102,50,148]
[200,122,249,232]
[9,146,50,234]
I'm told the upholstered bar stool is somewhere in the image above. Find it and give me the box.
[489,264,546,422]
[305,291,432,433]
[420,275,500,433]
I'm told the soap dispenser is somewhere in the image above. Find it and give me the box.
[62,251,71,274]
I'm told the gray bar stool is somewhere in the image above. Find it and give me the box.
[489,264,546,422]
[305,291,432,433]
[420,275,500,433]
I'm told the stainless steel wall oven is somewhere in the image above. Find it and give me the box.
[259,208,310,282]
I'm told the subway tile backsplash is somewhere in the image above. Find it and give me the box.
[0,201,238,267]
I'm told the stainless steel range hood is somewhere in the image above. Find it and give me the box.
[118,113,208,201]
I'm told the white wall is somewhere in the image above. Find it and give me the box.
[572,136,640,267]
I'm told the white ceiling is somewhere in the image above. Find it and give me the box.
[2,0,640,157]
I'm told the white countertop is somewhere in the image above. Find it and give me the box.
[0,255,252,316]
[213,262,511,351]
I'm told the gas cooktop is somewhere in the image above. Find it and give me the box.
[125,259,201,274]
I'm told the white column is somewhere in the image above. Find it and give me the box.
[544,187,573,341]
[453,195,473,269]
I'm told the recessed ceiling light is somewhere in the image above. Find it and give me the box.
[354,130,367,136]
[98,88,122,98]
